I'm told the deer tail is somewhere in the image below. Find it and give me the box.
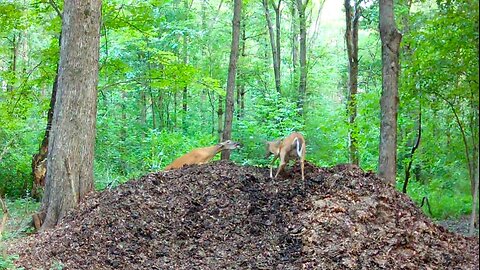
[294,137,302,157]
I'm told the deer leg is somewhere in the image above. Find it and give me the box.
[270,156,278,178]
[301,158,305,181]
[274,157,287,179]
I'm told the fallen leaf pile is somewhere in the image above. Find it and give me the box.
[10,161,479,269]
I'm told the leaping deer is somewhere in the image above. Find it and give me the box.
[164,140,241,171]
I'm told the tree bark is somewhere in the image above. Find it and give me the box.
[378,0,402,185]
[290,1,298,91]
[0,196,8,238]
[221,0,242,160]
[217,96,223,142]
[403,107,421,193]
[6,33,19,91]
[273,0,282,94]
[32,30,62,200]
[31,5,64,199]
[344,0,360,165]
[469,152,479,235]
[296,0,308,116]
[182,0,189,132]
[40,0,102,230]
[262,0,281,94]
[236,16,246,120]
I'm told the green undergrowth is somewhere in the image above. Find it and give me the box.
[398,178,475,220]
[1,198,38,270]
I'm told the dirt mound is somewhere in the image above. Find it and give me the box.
[11,161,479,269]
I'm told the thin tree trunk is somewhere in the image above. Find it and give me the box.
[403,107,421,193]
[221,0,242,160]
[173,91,178,129]
[344,0,360,165]
[262,0,281,94]
[182,0,189,132]
[273,0,282,93]
[378,0,402,185]
[150,91,157,130]
[469,153,479,235]
[436,92,476,199]
[237,18,246,119]
[120,91,127,174]
[217,96,224,142]
[236,71,241,120]
[296,0,308,116]
[290,1,298,91]
[40,0,102,230]
[32,31,62,200]
[7,33,19,91]
[140,90,146,126]
[0,197,8,238]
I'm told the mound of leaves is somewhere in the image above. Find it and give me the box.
[11,161,479,269]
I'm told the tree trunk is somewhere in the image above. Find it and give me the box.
[221,0,242,160]
[296,0,308,116]
[273,0,282,93]
[32,31,62,200]
[217,96,224,142]
[236,19,246,120]
[120,91,128,174]
[403,108,421,193]
[7,33,19,91]
[150,91,157,129]
[262,0,281,94]
[469,151,479,235]
[182,0,189,132]
[290,1,298,91]
[40,0,102,230]
[236,70,242,120]
[378,0,402,185]
[344,0,360,165]
[139,90,146,127]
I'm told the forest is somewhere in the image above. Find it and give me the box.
[0,0,479,268]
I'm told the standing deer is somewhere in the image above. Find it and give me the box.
[266,132,306,181]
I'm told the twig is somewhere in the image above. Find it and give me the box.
[48,0,63,19]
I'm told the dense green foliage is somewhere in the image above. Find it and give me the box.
[0,0,478,220]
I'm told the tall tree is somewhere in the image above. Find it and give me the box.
[469,148,479,235]
[221,0,242,160]
[39,0,102,230]
[378,0,402,185]
[344,0,361,165]
[236,16,246,119]
[262,0,282,94]
[182,0,191,132]
[296,0,308,116]
[31,1,63,199]
[290,0,298,90]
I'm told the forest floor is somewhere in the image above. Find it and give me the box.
[6,161,480,269]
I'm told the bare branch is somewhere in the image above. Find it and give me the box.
[48,0,63,19]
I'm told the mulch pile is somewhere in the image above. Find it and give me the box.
[11,161,479,269]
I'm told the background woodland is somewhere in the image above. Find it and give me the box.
[0,0,478,221]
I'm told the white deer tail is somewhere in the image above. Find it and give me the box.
[293,137,302,157]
